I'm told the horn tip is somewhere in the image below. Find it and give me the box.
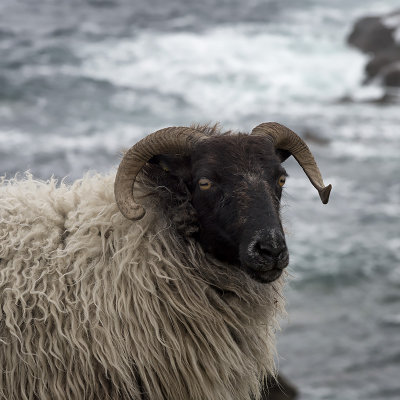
[319,184,332,204]
[120,204,146,221]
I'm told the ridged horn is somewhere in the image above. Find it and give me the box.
[251,122,332,204]
[115,127,205,220]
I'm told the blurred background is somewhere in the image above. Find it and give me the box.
[1,0,399,399]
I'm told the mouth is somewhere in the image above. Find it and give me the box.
[242,256,289,284]
[249,268,283,283]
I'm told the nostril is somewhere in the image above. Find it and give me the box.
[255,240,287,259]
[243,233,289,272]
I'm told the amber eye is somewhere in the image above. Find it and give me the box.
[278,175,286,187]
[160,162,169,172]
[198,178,212,190]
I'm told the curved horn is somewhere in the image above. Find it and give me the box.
[251,122,332,204]
[115,127,205,220]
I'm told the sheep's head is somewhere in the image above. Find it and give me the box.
[114,123,331,284]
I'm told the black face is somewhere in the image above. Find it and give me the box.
[152,134,290,284]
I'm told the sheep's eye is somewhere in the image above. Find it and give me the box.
[278,175,286,187]
[198,178,212,190]
[160,163,170,172]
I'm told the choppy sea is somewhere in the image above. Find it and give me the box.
[1,0,399,398]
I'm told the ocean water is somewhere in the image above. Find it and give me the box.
[1,0,399,399]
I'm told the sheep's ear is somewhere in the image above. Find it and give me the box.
[275,149,291,163]
[149,154,192,183]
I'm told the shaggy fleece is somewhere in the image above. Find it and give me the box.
[0,172,286,400]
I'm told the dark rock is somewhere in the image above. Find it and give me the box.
[347,16,395,54]
[336,91,399,105]
[261,374,298,400]
[367,91,400,104]
[303,129,330,146]
[365,46,400,81]
[336,94,354,104]
[348,9,400,94]
[383,65,400,86]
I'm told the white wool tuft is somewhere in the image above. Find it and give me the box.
[0,172,286,400]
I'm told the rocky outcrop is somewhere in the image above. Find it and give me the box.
[364,47,400,81]
[348,10,400,88]
[262,374,299,400]
[348,16,396,53]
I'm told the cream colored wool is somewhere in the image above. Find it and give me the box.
[0,172,286,400]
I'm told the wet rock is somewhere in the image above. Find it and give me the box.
[336,94,354,104]
[365,46,400,81]
[261,374,298,400]
[383,64,400,86]
[348,16,395,54]
[336,91,399,105]
[348,10,400,91]
[303,129,330,146]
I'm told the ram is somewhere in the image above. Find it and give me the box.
[0,122,331,400]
